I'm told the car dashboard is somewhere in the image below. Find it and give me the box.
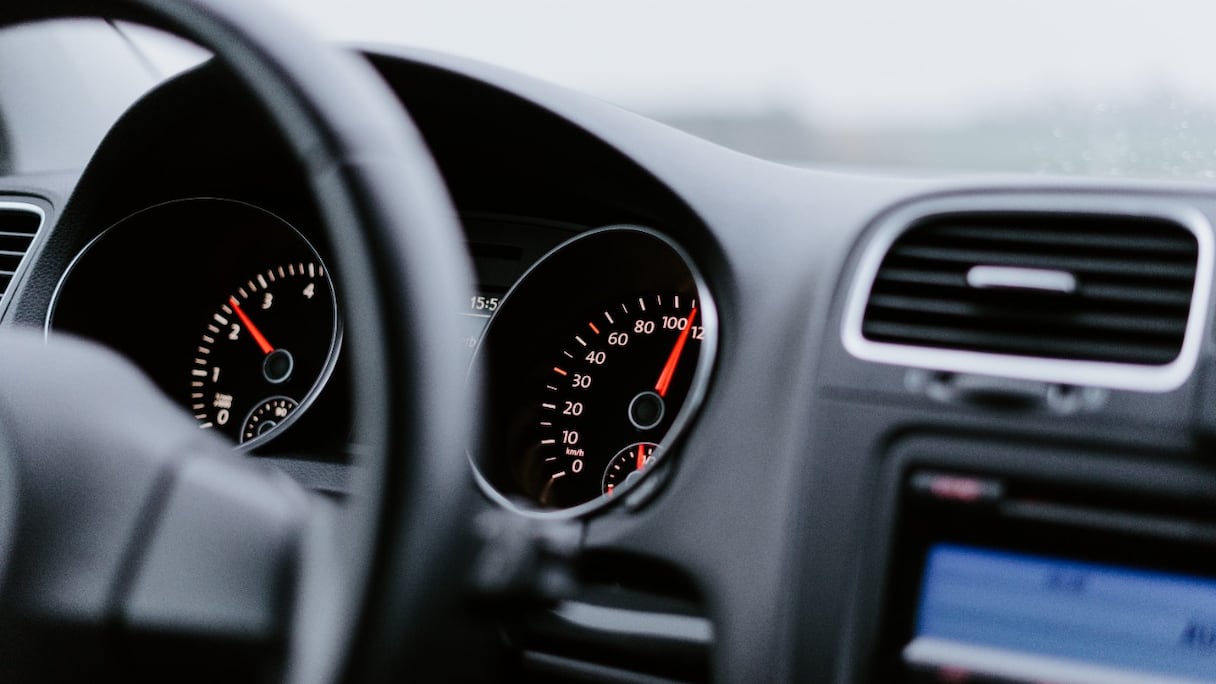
[3,29,1216,684]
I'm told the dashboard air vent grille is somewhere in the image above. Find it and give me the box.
[861,212,1199,366]
[0,203,42,300]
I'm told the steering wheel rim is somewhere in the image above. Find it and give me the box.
[0,1,476,682]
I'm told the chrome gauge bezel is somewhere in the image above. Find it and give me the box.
[467,224,718,519]
[46,197,342,451]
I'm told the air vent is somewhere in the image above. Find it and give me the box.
[0,202,43,300]
[508,552,712,683]
[843,199,1214,393]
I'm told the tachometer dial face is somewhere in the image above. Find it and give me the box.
[192,261,336,445]
[471,226,717,516]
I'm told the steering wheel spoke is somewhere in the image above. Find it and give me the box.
[0,332,314,679]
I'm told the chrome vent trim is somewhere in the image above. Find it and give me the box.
[841,195,1214,393]
[0,201,44,302]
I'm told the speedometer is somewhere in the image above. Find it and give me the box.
[470,226,717,516]
[526,291,705,508]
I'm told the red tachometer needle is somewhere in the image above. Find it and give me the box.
[636,443,646,471]
[654,307,697,397]
[228,296,274,355]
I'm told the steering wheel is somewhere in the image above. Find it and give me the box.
[0,1,475,681]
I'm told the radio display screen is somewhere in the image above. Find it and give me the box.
[906,543,1216,683]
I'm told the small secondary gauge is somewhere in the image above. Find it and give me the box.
[602,442,659,498]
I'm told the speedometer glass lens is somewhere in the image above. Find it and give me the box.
[470,226,716,515]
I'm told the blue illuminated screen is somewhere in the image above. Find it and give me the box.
[908,543,1216,682]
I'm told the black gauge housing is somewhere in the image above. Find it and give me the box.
[48,197,341,450]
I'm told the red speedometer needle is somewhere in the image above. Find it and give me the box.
[229,296,274,355]
[636,443,646,471]
[654,307,697,397]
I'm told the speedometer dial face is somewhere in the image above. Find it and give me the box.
[471,226,717,516]
[527,293,705,508]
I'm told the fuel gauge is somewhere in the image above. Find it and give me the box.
[602,442,659,497]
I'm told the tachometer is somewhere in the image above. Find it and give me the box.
[49,198,341,450]
[470,226,717,516]
[192,260,337,445]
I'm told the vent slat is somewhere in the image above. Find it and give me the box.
[1082,282,1193,307]
[0,210,39,237]
[861,212,1198,366]
[923,225,1196,255]
[863,320,1179,365]
[867,295,1188,336]
[0,237,33,252]
[890,245,1196,280]
[875,269,967,288]
[874,278,1192,308]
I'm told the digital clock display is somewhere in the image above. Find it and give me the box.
[460,289,505,353]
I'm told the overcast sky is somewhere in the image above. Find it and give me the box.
[262,0,1216,126]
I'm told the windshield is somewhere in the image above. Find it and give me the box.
[255,1,1216,180]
